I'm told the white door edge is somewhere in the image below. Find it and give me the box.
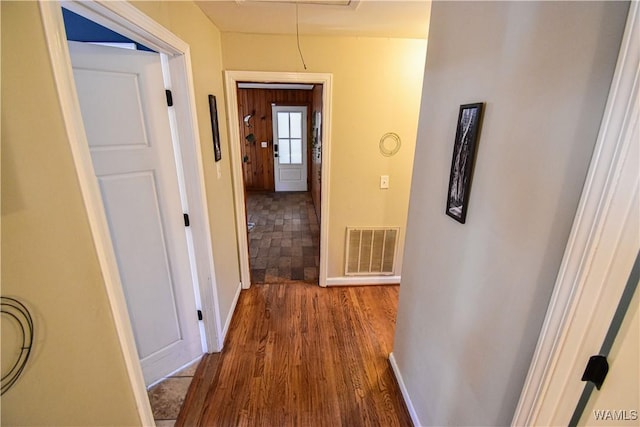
[162,53,208,353]
[160,53,224,352]
[512,2,640,425]
[224,71,333,289]
[40,1,224,424]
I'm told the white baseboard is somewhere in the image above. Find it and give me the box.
[325,275,401,286]
[220,282,242,349]
[389,352,422,427]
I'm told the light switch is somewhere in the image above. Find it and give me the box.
[261,141,268,148]
[380,175,389,189]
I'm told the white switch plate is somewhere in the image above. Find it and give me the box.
[261,141,268,148]
[380,175,389,189]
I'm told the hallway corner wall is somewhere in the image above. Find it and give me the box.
[392,1,629,425]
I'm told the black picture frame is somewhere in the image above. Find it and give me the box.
[208,94,222,162]
[445,102,485,224]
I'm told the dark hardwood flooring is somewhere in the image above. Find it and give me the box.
[177,283,411,426]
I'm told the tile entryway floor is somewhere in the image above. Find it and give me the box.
[246,192,320,284]
[147,359,200,426]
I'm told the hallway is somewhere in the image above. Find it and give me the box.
[246,192,320,284]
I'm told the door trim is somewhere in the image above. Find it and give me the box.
[224,71,333,288]
[40,1,223,424]
[513,2,639,425]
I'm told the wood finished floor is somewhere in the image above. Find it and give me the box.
[177,283,411,427]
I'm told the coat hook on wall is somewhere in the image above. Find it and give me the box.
[243,110,255,127]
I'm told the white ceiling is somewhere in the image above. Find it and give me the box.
[196,0,431,39]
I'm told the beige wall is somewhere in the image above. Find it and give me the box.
[221,33,427,278]
[132,1,241,327]
[1,2,140,425]
[393,1,628,425]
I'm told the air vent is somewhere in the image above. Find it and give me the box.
[345,227,399,276]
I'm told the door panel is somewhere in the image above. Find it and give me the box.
[278,168,303,182]
[69,41,202,385]
[273,106,308,192]
[73,69,148,148]
[98,172,181,359]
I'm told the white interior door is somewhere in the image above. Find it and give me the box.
[577,274,639,425]
[68,41,202,385]
[273,106,308,191]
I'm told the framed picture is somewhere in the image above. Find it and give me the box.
[446,102,485,224]
[208,95,222,162]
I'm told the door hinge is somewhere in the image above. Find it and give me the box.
[183,213,190,227]
[165,89,174,107]
[581,355,609,390]
[197,310,203,321]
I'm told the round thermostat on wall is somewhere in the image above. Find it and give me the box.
[379,132,401,157]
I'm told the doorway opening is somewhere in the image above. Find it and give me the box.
[225,72,333,289]
[236,85,321,284]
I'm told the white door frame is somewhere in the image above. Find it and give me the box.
[224,71,332,289]
[513,2,639,425]
[40,1,224,424]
